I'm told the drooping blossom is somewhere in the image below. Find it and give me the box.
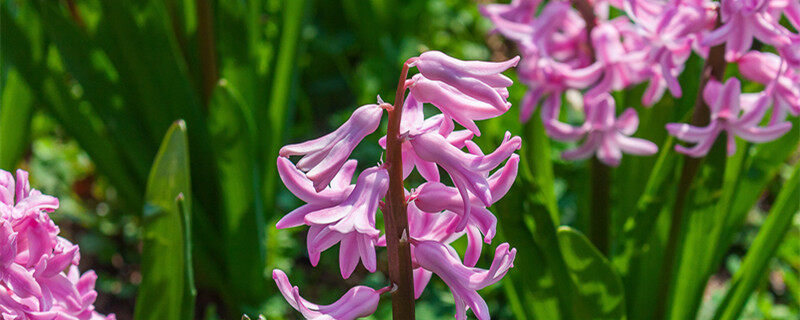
[702,0,796,61]
[412,240,517,320]
[0,169,114,320]
[737,51,800,123]
[378,94,473,182]
[667,78,793,157]
[409,131,521,221]
[280,103,383,191]
[275,51,519,320]
[551,94,658,166]
[408,52,519,135]
[272,269,390,320]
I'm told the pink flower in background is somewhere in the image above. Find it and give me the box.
[280,103,383,192]
[585,23,648,99]
[702,0,795,61]
[738,51,800,123]
[272,269,390,320]
[412,240,516,320]
[668,78,793,157]
[0,169,114,320]
[554,94,658,166]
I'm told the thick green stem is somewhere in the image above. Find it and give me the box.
[384,60,415,320]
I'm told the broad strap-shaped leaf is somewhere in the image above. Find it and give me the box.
[558,226,627,320]
[0,69,35,171]
[207,81,267,306]
[712,163,800,320]
[134,120,196,320]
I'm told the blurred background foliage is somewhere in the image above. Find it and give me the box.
[0,0,798,319]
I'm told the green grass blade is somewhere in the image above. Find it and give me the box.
[0,69,35,171]
[713,163,800,320]
[558,226,627,320]
[134,120,195,320]
[207,80,267,307]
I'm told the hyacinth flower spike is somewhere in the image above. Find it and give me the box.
[667,78,793,157]
[303,166,389,279]
[280,103,384,191]
[412,240,517,320]
[273,269,390,320]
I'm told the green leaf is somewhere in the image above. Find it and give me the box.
[558,227,627,320]
[668,119,799,320]
[713,162,800,320]
[207,80,267,306]
[0,69,35,171]
[134,120,196,320]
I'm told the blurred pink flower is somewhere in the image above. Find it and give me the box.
[667,78,793,157]
[280,104,384,192]
[738,51,800,123]
[0,169,114,320]
[272,269,389,320]
[702,0,795,61]
[553,94,658,166]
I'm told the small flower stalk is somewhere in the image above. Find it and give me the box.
[482,0,799,164]
[275,51,520,319]
[0,169,115,320]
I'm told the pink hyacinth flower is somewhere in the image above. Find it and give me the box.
[275,157,356,229]
[0,169,113,320]
[412,51,519,112]
[702,0,795,61]
[280,104,383,192]
[272,269,389,320]
[479,0,540,26]
[585,23,648,99]
[625,1,712,105]
[303,166,389,279]
[667,78,793,157]
[557,95,658,166]
[737,51,800,123]
[412,240,516,320]
[378,94,474,182]
[409,131,520,224]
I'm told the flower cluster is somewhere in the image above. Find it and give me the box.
[482,0,798,163]
[0,169,114,320]
[274,51,521,320]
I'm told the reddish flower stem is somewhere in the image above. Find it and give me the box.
[384,60,416,319]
